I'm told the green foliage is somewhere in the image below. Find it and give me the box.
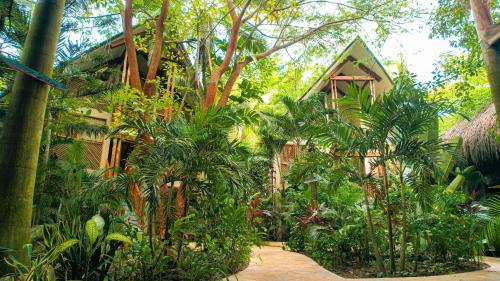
[4,0,500,278]
[85,219,100,245]
[429,1,497,131]
[32,141,114,225]
[281,68,494,277]
[287,179,371,268]
[181,194,259,280]
[432,69,492,132]
[37,215,129,281]
[484,196,500,246]
[4,239,78,281]
[94,107,262,280]
[104,233,133,244]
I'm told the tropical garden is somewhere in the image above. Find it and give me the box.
[0,0,499,280]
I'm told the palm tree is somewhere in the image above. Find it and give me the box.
[101,107,249,251]
[323,71,452,273]
[277,95,325,160]
[257,113,287,192]
[384,71,448,271]
[317,85,388,275]
[0,0,65,272]
[257,114,287,240]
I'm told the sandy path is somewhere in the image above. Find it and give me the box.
[229,245,500,281]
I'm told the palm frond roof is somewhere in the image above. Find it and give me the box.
[442,103,500,178]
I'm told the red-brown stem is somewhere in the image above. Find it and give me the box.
[123,0,142,90]
[143,0,171,97]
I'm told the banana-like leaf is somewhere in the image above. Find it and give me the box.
[445,174,465,193]
[85,219,100,245]
[104,233,132,244]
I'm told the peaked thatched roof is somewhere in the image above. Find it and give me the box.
[442,104,500,183]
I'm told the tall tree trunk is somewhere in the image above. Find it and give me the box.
[413,232,420,272]
[470,0,500,136]
[359,157,387,276]
[363,187,386,275]
[310,181,318,209]
[0,0,65,273]
[295,139,301,160]
[274,156,284,241]
[380,159,396,274]
[176,185,190,262]
[202,0,249,110]
[360,159,386,275]
[269,157,277,239]
[176,184,185,218]
[398,167,408,271]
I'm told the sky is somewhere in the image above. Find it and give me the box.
[275,0,462,88]
[370,1,459,82]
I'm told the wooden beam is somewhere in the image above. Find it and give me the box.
[369,80,375,103]
[346,55,382,82]
[328,60,348,78]
[333,72,357,96]
[333,79,338,110]
[113,140,122,177]
[361,80,370,90]
[330,75,375,81]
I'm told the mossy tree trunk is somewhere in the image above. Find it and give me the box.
[470,0,500,138]
[0,0,65,273]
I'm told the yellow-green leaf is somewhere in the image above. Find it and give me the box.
[85,219,99,244]
[105,233,132,244]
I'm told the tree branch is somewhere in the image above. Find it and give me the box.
[255,16,364,60]
[143,0,171,97]
[216,59,250,108]
[242,0,267,23]
[122,0,142,90]
[202,0,250,110]
[216,15,365,108]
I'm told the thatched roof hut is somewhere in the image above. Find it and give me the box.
[442,104,500,186]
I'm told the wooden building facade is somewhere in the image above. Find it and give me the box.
[274,37,393,188]
[51,25,191,172]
